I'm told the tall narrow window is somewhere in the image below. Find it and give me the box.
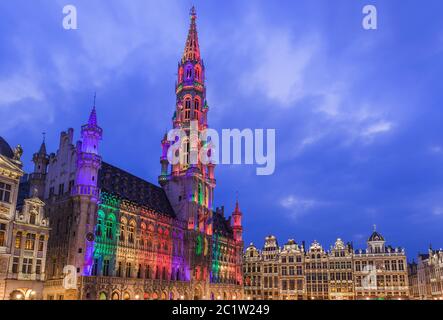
[106,221,113,239]
[36,259,42,275]
[103,259,110,276]
[194,99,200,120]
[29,213,36,225]
[184,99,191,120]
[12,257,19,273]
[182,139,190,167]
[0,182,11,203]
[120,224,126,242]
[25,233,36,250]
[92,259,99,276]
[128,224,135,244]
[0,223,6,247]
[126,263,132,278]
[95,218,102,237]
[38,235,45,251]
[117,262,123,277]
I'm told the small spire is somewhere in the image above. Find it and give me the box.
[190,5,196,19]
[373,224,377,232]
[88,92,98,126]
[234,192,241,213]
[38,132,47,155]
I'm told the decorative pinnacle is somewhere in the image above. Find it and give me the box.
[190,5,196,19]
[88,92,98,126]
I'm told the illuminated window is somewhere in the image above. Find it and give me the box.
[25,233,36,250]
[0,182,11,203]
[0,224,6,247]
[184,98,191,120]
[194,99,200,120]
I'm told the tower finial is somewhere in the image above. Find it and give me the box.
[42,132,46,143]
[190,5,196,19]
[373,224,377,232]
[88,92,98,126]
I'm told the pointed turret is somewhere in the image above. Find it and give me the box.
[232,197,243,242]
[183,6,201,62]
[74,95,102,198]
[30,134,49,199]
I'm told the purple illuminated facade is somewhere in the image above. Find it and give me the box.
[21,7,244,300]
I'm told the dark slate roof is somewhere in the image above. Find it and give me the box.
[213,210,233,237]
[98,162,176,218]
[0,136,14,159]
[368,231,385,242]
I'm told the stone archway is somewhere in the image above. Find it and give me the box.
[111,291,120,300]
[99,292,108,300]
[10,290,25,300]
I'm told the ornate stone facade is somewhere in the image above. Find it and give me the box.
[409,248,443,300]
[0,137,50,300]
[244,229,409,300]
[20,7,243,301]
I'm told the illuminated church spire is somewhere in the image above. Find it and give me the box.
[183,6,201,62]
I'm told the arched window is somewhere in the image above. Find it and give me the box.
[128,221,135,244]
[15,232,22,249]
[194,99,200,120]
[184,98,191,120]
[99,292,107,300]
[186,67,192,79]
[105,220,113,239]
[112,292,120,300]
[195,66,201,81]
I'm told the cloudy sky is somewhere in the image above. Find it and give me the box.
[1,0,443,257]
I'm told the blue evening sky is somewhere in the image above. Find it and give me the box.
[1,0,443,259]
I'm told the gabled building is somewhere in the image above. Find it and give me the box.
[243,229,409,300]
[0,137,50,300]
